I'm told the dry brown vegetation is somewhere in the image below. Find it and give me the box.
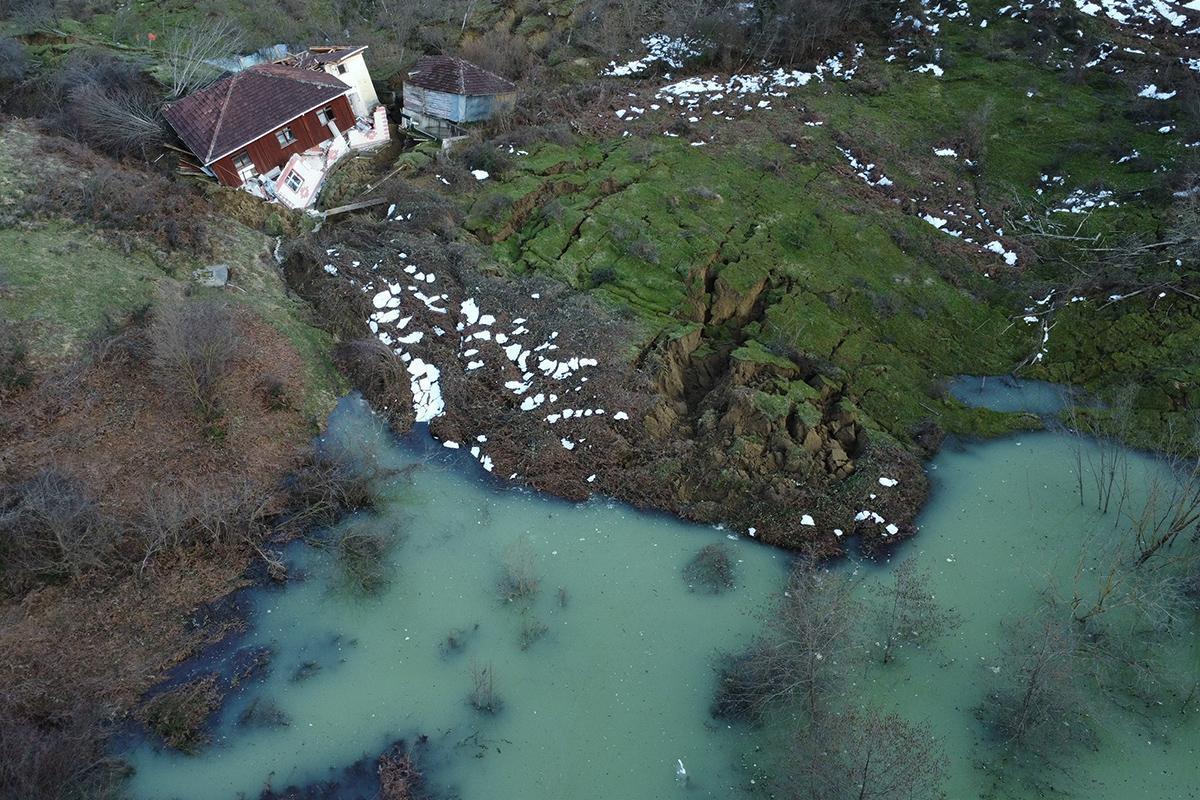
[0,298,321,792]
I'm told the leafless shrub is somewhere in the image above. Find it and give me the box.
[874,557,959,664]
[497,536,540,604]
[0,36,27,88]
[141,675,222,754]
[467,660,502,714]
[0,468,119,594]
[333,520,392,597]
[22,156,209,252]
[149,299,238,428]
[961,96,996,163]
[682,542,736,593]
[283,449,383,534]
[624,236,661,264]
[518,613,549,650]
[163,20,243,99]
[457,28,532,80]
[133,479,272,571]
[0,696,124,800]
[0,319,33,399]
[377,741,424,800]
[712,558,860,721]
[237,696,291,729]
[334,338,411,417]
[68,83,164,158]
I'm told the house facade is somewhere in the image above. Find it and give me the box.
[164,56,390,209]
[401,56,516,140]
[164,64,355,189]
[280,45,380,117]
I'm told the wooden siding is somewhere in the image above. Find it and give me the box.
[403,84,460,122]
[403,84,516,125]
[209,95,353,188]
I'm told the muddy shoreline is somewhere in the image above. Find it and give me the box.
[280,222,931,557]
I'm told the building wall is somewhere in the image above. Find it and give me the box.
[403,85,463,122]
[210,95,353,187]
[323,52,378,117]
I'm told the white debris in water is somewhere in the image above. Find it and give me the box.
[443,440,459,449]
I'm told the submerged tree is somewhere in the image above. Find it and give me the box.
[682,542,736,594]
[712,558,859,721]
[874,558,959,664]
[497,535,540,605]
[978,610,1090,751]
[467,660,502,715]
[782,707,948,800]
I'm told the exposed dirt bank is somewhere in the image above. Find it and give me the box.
[283,220,928,555]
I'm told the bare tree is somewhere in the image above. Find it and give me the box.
[69,83,164,158]
[874,558,959,664]
[163,20,243,99]
[979,612,1088,749]
[0,468,119,592]
[149,299,238,427]
[712,557,860,721]
[783,707,948,800]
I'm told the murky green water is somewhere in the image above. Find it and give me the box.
[125,395,788,800]
[126,394,1198,799]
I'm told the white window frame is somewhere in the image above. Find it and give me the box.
[232,151,256,181]
[284,171,304,192]
[275,127,297,147]
[317,106,336,126]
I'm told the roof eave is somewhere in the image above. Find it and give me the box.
[202,87,351,166]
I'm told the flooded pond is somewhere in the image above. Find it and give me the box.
[125,395,1199,799]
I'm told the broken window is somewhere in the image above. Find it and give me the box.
[317,106,336,126]
[276,127,297,147]
[233,151,256,181]
[336,64,348,75]
[285,171,304,192]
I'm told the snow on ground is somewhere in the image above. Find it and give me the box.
[837,146,894,187]
[1052,188,1120,213]
[603,34,703,76]
[1073,0,1191,29]
[346,241,637,479]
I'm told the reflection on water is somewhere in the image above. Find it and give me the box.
[949,374,1075,415]
[125,395,1199,800]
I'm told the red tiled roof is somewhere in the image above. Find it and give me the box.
[405,56,516,97]
[162,64,350,165]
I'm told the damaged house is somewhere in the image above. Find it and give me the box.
[401,55,516,141]
[164,49,389,210]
